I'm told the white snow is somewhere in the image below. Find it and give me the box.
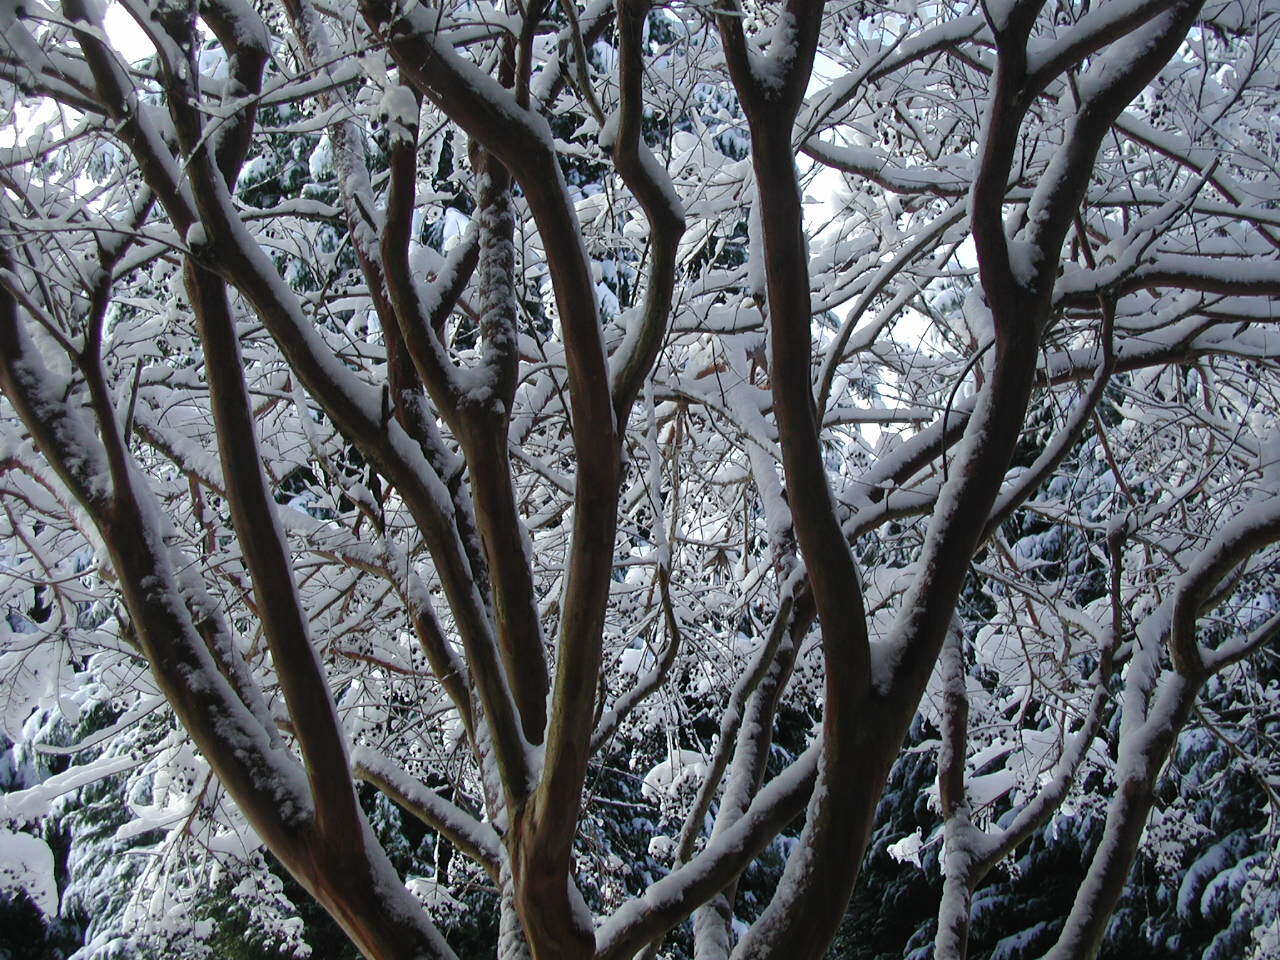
[887,829,926,868]
[0,830,57,915]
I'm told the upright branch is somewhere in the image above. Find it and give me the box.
[359,4,623,955]
[153,0,367,843]
[607,0,687,425]
[714,5,894,959]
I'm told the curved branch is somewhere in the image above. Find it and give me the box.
[354,749,502,879]
[607,0,687,425]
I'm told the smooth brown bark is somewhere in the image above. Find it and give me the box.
[3,4,1253,960]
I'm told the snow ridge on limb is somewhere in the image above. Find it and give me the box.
[353,747,502,877]
[354,4,544,734]
[1024,0,1192,94]
[594,744,819,960]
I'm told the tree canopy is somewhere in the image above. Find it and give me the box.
[1,1,1279,959]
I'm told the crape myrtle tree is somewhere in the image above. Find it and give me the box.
[1,0,1279,958]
